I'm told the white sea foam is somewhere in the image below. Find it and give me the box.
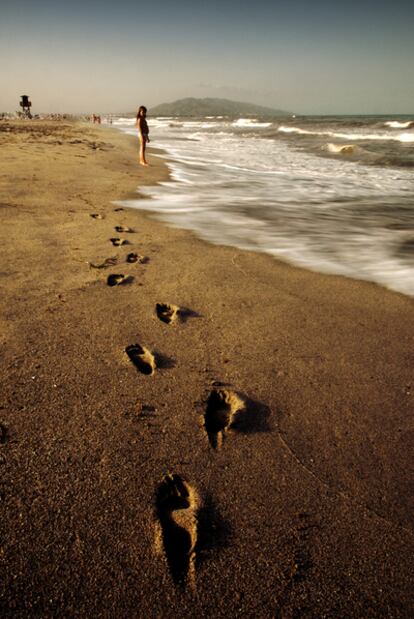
[385,120,413,129]
[278,125,311,135]
[112,117,135,125]
[325,143,358,154]
[180,121,220,129]
[185,133,204,141]
[278,125,414,143]
[233,118,257,126]
[232,118,272,128]
[398,132,414,143]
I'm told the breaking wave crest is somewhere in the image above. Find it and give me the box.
[278,125,414,143]
[385,120,413,129]
[324,143,363,155]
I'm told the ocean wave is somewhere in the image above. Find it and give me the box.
[219,163,282,175]
[278,125,311,135]
[385,120,413,129]
[398,132,414,143]
[278,125,414,143]
[232,118,272,128]
[185,132,204,141]
[181,121,220,129]
[324,143,360,155]
[321,143,414,168]
[112,117,135,125]
[322,142,381,160]
[168,153,215,167]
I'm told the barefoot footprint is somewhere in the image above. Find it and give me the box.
[107,274,126,286]
[155,474,199,588]
[126,252,148,264]
[204,389,245,449]
[125,344,156,375]
[155,303,180,325]
[115,225,135,233]
[110,237,128,247]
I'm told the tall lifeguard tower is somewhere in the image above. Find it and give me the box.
[19,95,32,118]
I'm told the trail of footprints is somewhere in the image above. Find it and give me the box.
[89,208,265,591]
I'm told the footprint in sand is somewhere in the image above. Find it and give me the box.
[155,303,180,325]
[89,213,103,219]
[0,423,7,445]
[155,473,199,588]
[110,237,129,247]
[115,225,135,233]
[107,273,133,287]
[126,252,148,264]
[204,389,245,449]
[125,344,156,375]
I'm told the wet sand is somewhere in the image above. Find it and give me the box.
[0,120,413,618]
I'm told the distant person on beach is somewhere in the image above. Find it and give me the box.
[136,106,150,166]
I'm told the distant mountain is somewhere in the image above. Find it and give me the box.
[150,97,291,117]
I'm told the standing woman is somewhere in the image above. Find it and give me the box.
[136,105,150,166]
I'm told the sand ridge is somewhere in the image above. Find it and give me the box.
[1,120,414,618]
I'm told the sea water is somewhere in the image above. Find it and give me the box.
[113,114,414,296]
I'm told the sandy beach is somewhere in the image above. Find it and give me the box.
[1,120,413,618]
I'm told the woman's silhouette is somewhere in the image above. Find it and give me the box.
[135,105,150,166]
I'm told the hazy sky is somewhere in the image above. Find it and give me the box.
[1,0,413,114]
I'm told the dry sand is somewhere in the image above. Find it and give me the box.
[0,120,413,618]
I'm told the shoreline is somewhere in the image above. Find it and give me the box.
[122,187,414,301]
[1,120,413,618]
[113,120,414,298]
[115,131,412,301]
